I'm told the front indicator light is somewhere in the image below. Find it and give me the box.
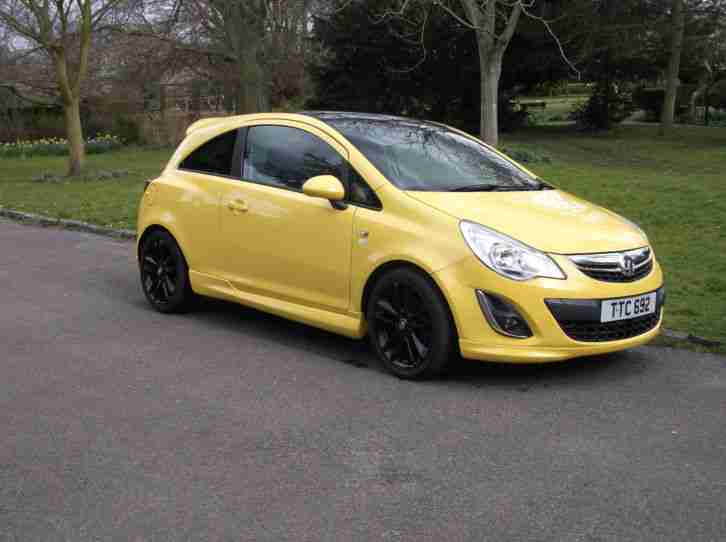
[476,290,533,339]
[460,221,565,281]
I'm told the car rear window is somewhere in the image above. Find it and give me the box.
[179,129,238,176]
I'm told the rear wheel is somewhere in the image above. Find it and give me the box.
[367,268,456,379]
[139,230,193,313]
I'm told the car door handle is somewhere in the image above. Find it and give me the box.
[227,199,248,213]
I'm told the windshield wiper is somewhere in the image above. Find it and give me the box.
[449,183,525,192]
[450,180,553,192]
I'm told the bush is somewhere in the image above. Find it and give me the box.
[111,114,141,144]
[633,88,664,121]
[633,85,696,122]
[0,134,124,159]
[566,81,594,95]
[571,82,635,130]
[499,96,532,131]
[707,79,726,110]
[86,134,125,154]
[706,109,726,127]
[530,80,569,97]
[0,109,65,142]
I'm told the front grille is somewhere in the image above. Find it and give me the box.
[570,247,653,283]
[580,259,653,282]
[558,311,661,342]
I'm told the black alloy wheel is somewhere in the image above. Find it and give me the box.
[367,267,456,379]
[139,230,193,313]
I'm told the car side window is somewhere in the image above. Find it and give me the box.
[348,167,382,210]
[179,129,238,176]
[243,125,345,191]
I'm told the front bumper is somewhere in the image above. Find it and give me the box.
[433,253,665,363]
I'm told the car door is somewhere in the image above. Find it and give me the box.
[216,122,355,313]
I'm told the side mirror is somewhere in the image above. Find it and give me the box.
[302,175,347,209]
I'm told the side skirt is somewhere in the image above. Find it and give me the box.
[189,270,366,339]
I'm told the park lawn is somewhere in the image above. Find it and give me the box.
[502,124,726,345]
[1,125,724,345]
[518,94,588,123]
[0,147,170,230]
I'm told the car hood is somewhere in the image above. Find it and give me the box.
[406,189,647,254]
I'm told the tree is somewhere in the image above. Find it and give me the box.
[660,0,685,133]
[373,0,576,145]
[186,0,269,113]
[376,0,523,145]
[310,0,574,135]
[177,0,311,113]
[554,0,673,129]
[0,0,131,175]
[309,0,479,124]
[672,0,726,124]
[454,0,523,145]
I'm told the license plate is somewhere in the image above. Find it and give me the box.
[600,292,657,323]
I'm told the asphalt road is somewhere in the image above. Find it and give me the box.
[1,219,725,542]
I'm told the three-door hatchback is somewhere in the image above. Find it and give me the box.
[137,112,664,379]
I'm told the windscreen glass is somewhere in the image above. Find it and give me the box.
[325,118,546,192]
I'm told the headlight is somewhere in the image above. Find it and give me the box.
[459,221,566,281]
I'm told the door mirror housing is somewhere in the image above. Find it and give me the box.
[302,175,347,209]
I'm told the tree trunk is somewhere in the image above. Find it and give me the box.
[239,76,268,113]
[602,52,613,130]
[464,0,520,146]
[688,61,713,124]
[687,88,698,123]
[688,84,708,124]
[479,51,502,146]
[659,0,685,134]
[64,98,85,177]
[602,0,617,130]
[237,42,269,114]
[52,47,87,177]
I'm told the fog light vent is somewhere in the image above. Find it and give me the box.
[476,290,533,339]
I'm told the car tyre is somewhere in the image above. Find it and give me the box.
[367,267,457,379]
[139,229,194,313]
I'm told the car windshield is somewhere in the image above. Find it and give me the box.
[323,117,547,192]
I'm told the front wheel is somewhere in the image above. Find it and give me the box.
[367,268,457,379]
[139,229,194,313]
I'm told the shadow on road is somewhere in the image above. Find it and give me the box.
[191,296,375,366]
[444,350,647,389]
[144,294,651,391]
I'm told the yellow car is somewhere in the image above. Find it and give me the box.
[137,112,664,379]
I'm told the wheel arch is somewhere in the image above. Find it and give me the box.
[137,223,189,265]
[360,260,460,339]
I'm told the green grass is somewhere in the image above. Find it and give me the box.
[519,95,588,123]
[0,147,170,230]
[502,124,726,345]
[1,125,725,346]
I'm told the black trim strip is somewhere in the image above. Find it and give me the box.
[231,127,247,178]
[546,286,665,323]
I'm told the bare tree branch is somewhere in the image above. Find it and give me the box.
[520,3,580,78]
